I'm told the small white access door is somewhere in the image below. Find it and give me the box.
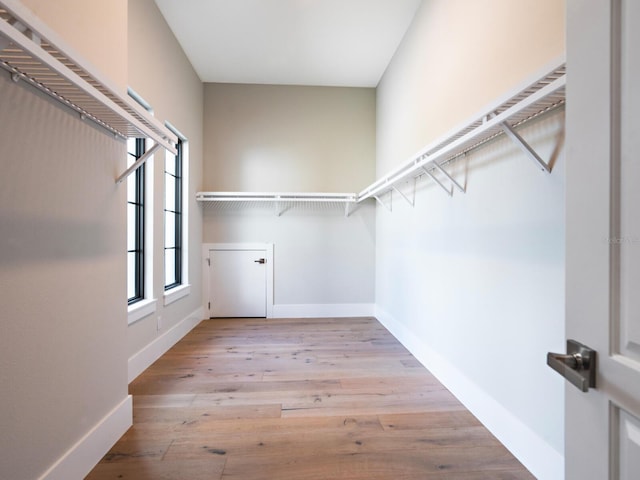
[564,1,640,478]
[207,247,268,318]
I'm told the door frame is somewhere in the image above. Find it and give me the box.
[565,0,640,477]
[202,243,274,318]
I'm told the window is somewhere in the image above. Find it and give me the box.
[164,139,182,290]
[127,138,146,304]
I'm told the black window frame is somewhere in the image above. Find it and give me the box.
[128,138,146,305]
[164,139,183,290]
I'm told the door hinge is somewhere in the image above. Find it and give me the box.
[208,302,210,310]
[207,258,210,266]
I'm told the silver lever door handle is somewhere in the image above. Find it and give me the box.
[547,340,596,392]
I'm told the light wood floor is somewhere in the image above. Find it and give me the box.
[86,317,534,479]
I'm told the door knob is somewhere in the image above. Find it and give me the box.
[547,340,596,392]
[254,258,266,264]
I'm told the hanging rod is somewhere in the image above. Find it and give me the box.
[196,192,359,217]
[0,0,178,162]
[357,58,566,204]
[196,60,565,216]
[197,192,357,202]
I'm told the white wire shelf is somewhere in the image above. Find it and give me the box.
[358,58,566,206]
[0,0,177,158]
[197,59,565,216]
[196,192,359,217]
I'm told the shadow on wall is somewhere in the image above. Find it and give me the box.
[0,212,117,267]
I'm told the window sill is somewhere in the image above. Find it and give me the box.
[128,298,157,325]
[164,284,190,306]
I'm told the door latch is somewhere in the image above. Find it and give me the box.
[547,340,596,392]
[254,258,266,264]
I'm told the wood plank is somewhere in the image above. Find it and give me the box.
[378,410,484,430]
[132,404,282,424]
[219,447,529,480]
[86,458,226,480]
[86,317,534,479]
[131,378,340,396]
[162,423,501,459]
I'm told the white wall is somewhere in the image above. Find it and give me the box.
[203,207,375,309]
[126,0,205,361]
[203,84,376,313]
[0,2,129,478]
[375,1,566,478]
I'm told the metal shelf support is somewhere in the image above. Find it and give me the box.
[422,166,453,197]
[116,144,161,184]
[356,58,565,209]
[196,61,565,217]
[500,121,551,173]
[0,0,178,185]
[275,198,284,217]
[392,180,415,207]
[373,194,392,212]
[196,192,360,217]
[433,163,465,193]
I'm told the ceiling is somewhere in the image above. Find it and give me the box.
[153,0,422,88]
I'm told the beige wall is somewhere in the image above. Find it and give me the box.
[204,84,375,192]
[0,2,129,478]
[126,0,205,358]
[0,51,127,480]
[202,84,376,307]
[377,0,565,175]
[374,0,566,477]
[0,0,204,477]
[20,0,128,90]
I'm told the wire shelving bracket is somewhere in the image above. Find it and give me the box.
[0,0,178,184]
[196,62,565,216]
[196,192,359,218]
[356,58,566,206]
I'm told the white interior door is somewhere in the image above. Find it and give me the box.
[208,249,267,318]
[565,1,640,478]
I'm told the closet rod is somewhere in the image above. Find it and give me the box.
[357,60,566,203]
[0,0,178,159]
[197,192,357,203]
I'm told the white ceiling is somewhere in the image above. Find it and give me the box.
[153,0,422,87]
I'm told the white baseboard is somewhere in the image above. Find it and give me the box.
[128,307,204,383]
[272,303,375,319]
[375,306,564,480]
[39,395,132,480]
